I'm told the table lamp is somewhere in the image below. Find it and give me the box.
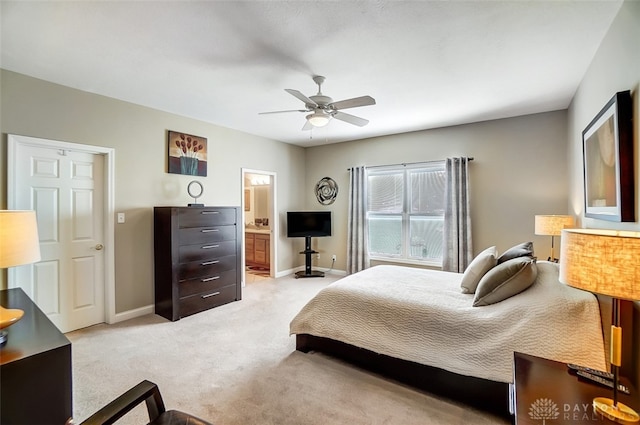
[559,228,640,424]
[0,210,41,345]
[534,215,574,262]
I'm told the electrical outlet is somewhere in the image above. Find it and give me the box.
[316,253,320,259]
[332,254,337,262]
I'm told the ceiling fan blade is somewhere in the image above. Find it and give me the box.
[285,89,318,107]
[258,109,307,115]
[302,120,314,131]
[331,95,376,110]
[333,111,369,127]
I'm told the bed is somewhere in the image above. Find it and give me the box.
[290,260,608,416]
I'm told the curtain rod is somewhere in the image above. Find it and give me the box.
[348,157,474,171]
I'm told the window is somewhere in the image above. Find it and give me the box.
[367,162,445,264]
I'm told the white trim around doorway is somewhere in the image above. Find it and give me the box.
[7,134,117,326]
[241,168,277,282]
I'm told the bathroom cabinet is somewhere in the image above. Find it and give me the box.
[245,232,270,269]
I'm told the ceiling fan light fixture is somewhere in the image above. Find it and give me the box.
[306,112,330,128]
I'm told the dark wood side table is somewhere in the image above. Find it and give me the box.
[513,352,639,424]
[0,288,72,424]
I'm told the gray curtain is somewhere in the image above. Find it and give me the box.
[442,157,472,272]
[347,166,369,274]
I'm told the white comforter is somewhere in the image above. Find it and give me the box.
[290,262,606,383]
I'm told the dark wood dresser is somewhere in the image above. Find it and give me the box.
[153,206,242,321]
[0,288,73,424]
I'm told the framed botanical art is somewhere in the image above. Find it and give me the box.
[168,131,207,176]
[582,90,633,222]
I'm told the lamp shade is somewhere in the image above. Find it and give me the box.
[559,228,640,301]
[534,215,575,236]
[0,210,41,268]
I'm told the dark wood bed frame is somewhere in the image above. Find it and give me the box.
[295,299,640,419]
[296,333,511,417]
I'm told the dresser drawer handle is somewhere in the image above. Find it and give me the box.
[201,292,220,299]
[202,244,220,249]
[201,211,220,215]
[201,260,219,266]
[201,276,220,282]
[201,229,219,233]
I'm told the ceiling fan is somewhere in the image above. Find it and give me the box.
[259,75,376,130]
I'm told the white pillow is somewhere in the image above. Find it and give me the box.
[460,246,498,294]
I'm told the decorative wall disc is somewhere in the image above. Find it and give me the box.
[315,177,338,205]
[187,180,204,206]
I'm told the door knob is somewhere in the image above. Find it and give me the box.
[94,244,104,251]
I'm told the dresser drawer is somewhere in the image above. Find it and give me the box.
[178,208,236,228]
[179,284,237,318]
[178,240,236,263]
[178,269,237,298]
[178,255,236,281]
[179,225,237,245]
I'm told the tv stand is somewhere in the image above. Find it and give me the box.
[295,236,325,278]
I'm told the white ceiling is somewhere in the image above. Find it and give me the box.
[1,1,623,147]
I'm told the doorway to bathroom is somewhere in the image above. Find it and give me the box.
[242,169,277,283]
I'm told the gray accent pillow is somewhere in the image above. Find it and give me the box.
[460,246,497,294]
[497,241,534,264]
[473,256,538,306]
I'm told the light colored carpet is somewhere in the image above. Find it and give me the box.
[67,273,509,424]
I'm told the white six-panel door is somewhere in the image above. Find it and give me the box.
[8,136,108,332]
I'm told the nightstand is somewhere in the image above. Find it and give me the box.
[0,288,73,424]
[512,352,639,424]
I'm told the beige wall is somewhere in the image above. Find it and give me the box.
[304,110,569,271]
[0,70,306,312]
[568,0,640,231]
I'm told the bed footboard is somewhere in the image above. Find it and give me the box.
[295,334,510,418]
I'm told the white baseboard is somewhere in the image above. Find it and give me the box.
[275,267,298,278]
[109,304,154,324]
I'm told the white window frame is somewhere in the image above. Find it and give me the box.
[366,162,445,267]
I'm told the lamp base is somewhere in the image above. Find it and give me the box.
[0,305,25,328]
[593,397,639,423]
[0,306,25,345]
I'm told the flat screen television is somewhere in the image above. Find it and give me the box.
[287,211,332,238]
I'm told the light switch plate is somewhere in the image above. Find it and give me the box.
[117,212,125,223]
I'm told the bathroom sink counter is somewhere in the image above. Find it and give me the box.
[245,228,271,235]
